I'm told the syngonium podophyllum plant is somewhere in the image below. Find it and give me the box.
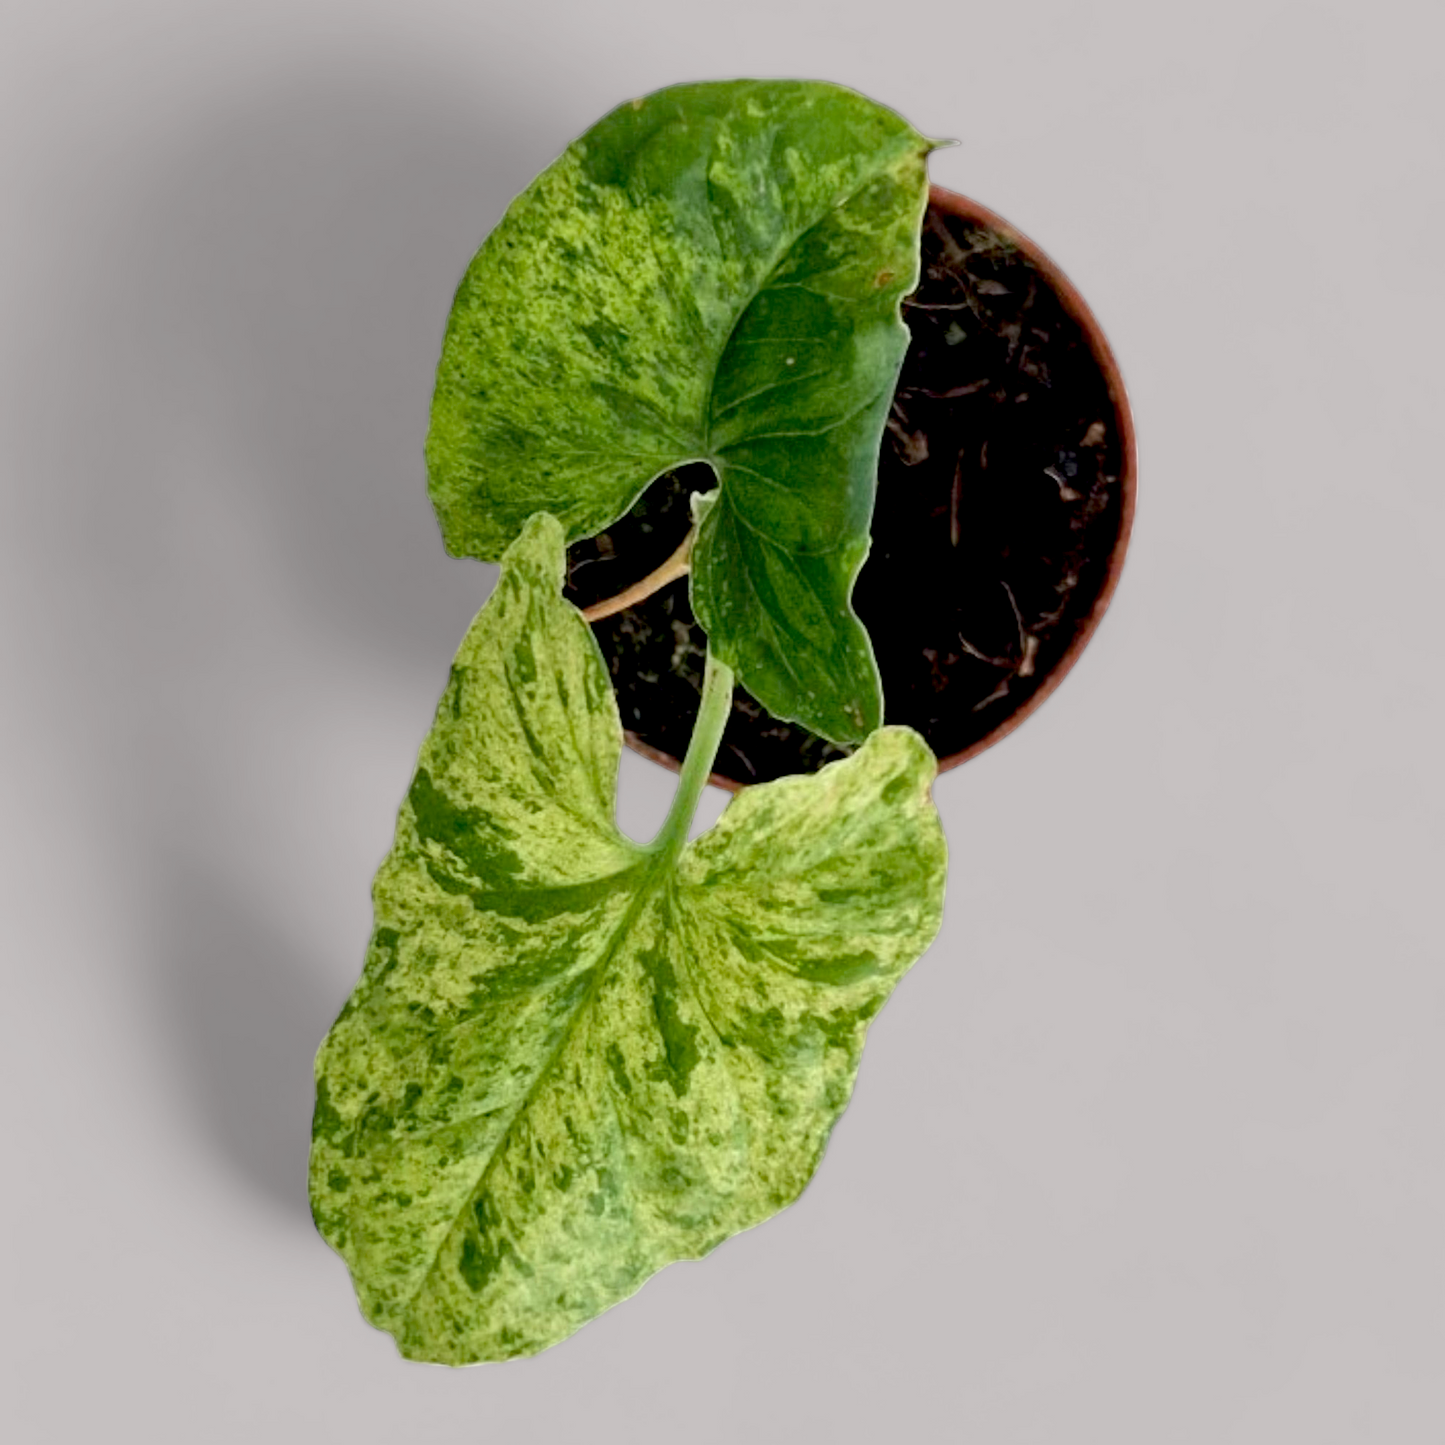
[310,79,950,1364]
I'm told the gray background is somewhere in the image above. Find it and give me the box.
[3,0,1442,1439]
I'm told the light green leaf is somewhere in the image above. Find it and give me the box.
[311,512,946,1363]
[425,79,931,743]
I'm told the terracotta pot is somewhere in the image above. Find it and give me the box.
[570,185,1136,790]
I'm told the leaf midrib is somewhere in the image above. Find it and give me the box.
[697,137,917,465]
[393,833,690,1329]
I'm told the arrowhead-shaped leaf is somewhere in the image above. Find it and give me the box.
[310,513,946,1362]
[425,79,931,743]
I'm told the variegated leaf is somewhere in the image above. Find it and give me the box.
[310,513,946,1362]
[425,80,932,743]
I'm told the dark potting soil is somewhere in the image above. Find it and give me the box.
[562,202,1127,788]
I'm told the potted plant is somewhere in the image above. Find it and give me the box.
[309,77,1130,1365]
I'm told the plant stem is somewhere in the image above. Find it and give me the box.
[582,530,693,623]
[650,647,734,856]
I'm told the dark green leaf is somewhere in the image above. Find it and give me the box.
[425,80,931,742]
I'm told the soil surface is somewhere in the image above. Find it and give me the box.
[562,202,1127,788]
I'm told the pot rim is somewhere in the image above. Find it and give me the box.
[623,183,1137,791]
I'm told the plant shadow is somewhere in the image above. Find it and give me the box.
[83,61,565,1223]
[154,862,345,1219]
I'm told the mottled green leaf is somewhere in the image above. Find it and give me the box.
[425,79,931,743]
[311,512,946,1363]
